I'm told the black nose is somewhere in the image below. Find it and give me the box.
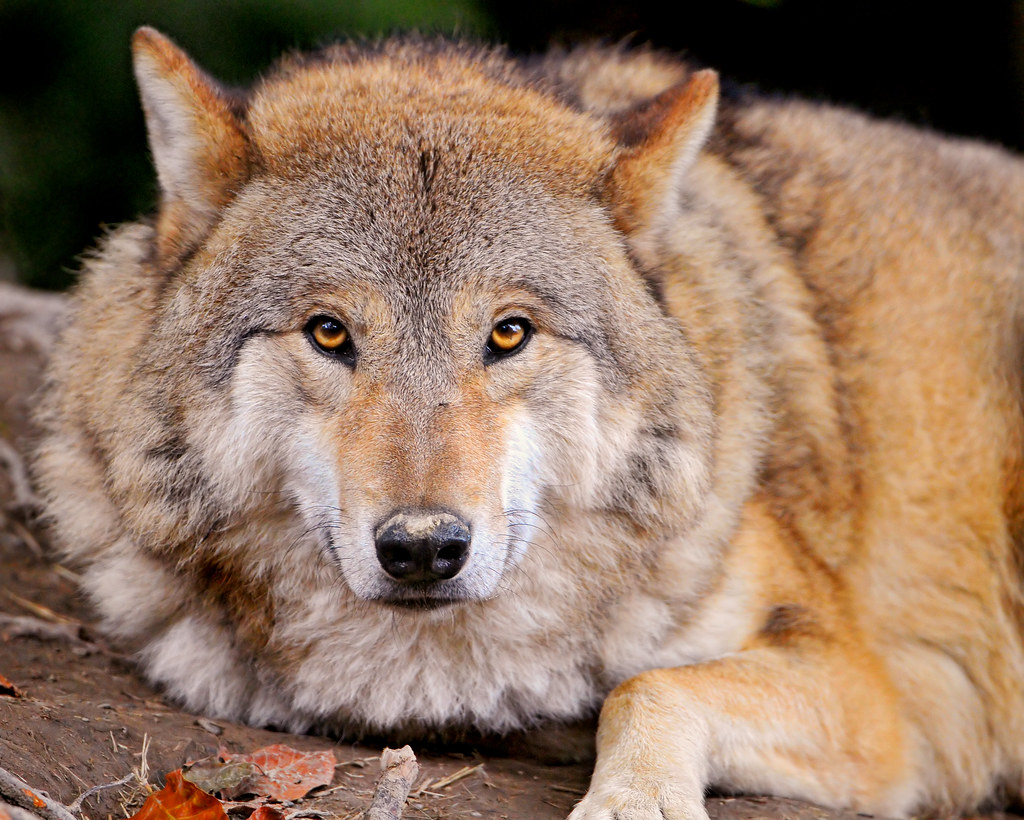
[374,510,471,583]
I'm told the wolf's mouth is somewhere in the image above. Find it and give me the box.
[381,596,460,611]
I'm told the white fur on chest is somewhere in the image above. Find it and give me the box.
[136,522,752,734]
[277,589,601,732]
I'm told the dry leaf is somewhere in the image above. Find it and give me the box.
[131,771,227,820]
[0,672,23,697]
[185,745,335,802]
[220,745,335,802]
[248,808,285,820]
[184,759,263,800]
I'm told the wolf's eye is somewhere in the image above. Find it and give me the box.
[486,318,531,361]
[306,316,354,362]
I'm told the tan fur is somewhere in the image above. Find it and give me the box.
[33,28,1024,820]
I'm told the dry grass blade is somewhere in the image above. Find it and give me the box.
[135,734,152,788]
[51,565,81,584]
[2,591,77,625]
[7,519,43,559]
[414,765,483,794]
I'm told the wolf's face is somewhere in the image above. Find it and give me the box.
[170,148,711,608]
[121,33,717,611]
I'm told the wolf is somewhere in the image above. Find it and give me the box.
[33,26,1024,820]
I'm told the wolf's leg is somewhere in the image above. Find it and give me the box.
[568,644,915,820]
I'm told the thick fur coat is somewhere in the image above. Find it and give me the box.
[34,29,1024,820]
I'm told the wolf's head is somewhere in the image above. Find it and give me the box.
[123,29,719,609]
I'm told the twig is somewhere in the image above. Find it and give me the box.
[0,614,84,644]
[0,764,78,820]
[362,747,419,820]
[0,609,121,661]
[1,800,46,820]
[67,774,136,815]
[0,612,85,643]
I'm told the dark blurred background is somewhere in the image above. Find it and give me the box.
[2,0,1022,291]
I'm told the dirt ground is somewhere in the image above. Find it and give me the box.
[0,286,923,820]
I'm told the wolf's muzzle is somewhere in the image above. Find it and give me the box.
[374,510,471,583]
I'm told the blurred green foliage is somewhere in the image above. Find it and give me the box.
[3,1,1023,291]
[0,0,492,290]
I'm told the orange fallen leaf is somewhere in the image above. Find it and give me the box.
[220,745,335,801]
[0,672,24,697]
[130,771,227,820]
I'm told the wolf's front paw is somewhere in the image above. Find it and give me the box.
[567,784,709,820]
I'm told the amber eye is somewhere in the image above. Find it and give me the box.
[486,318,531,360]
[305,316,354,362]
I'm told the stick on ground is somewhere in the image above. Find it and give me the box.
[67,773,137,815]
[362,747,419,820]
[0,438,41,515]
[1,800,48,820]
[0,765,78,820]
[0,614,84,644]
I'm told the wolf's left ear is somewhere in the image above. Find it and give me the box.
[132,27,249,266]
[608,70,719,235]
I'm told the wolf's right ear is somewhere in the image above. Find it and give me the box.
[132,27,249,266]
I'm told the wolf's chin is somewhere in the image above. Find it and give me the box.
[365,575,497,607]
